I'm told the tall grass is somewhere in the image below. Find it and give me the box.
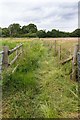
[2,39,79,118]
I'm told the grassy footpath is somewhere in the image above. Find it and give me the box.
[2,39,79,118]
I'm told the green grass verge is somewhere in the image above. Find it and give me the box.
[2,39,79,118]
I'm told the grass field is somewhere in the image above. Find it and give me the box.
[0,38,79,118]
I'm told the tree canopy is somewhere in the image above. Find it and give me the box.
[22,24,37,34]
[8,23,21,37]
[0,23,80,38]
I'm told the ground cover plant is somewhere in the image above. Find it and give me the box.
[0,38,79,118]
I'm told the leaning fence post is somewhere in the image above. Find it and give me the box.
[72,44,79,81]
[2,46,9,69]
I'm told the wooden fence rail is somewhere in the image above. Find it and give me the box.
[8,44,22,55]
[58,43,79,81]
[0,40,79,81]
[0,51,4,54]
[60,56,73,65]
[0,44,23,70]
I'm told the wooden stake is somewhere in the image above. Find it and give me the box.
[72,45,79,81]
[58,45,61,60]
[2,46,9,69]
[54,40,57,56]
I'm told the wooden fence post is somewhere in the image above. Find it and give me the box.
[58,45,61,60]
[78,38,80,51]
[16,45,18,56]
[0,55,2,80]
[2,46,9,69]
[54,40,57,56]
[21,45,23,53]
[20,45,23,57]
[72,45,79,81]
[77,52,80,81]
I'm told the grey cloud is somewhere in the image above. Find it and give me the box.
[61,11,77,20]
[0,0,78,31]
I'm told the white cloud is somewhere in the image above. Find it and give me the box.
[0,0,79,32]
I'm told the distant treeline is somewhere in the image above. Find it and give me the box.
[0,23,80,38]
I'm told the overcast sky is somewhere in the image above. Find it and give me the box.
[0,0,79,32]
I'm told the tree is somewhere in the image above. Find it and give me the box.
[51,29,59,37]
[0,23,80,38]
[22,23,37,34]
[0,27,2,37]
[37,30,46,38]
[70,29,80,37]
[22,25,29,34]
[8,23,21,37]
[46,31,52,37]
[2,28,10,37]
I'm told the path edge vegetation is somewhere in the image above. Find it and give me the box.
[1,39,79,118]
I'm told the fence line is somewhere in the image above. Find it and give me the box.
[0,44,23,72]
[54,40,79,81]
[0,40,79,81]
[8,44,22,55]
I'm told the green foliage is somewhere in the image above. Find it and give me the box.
[21,33,37,38]
[0,23,80,38]
[22,23,37,33]
[47,29,70,38]
[70,29,80,37]
[2,40,17,49]
[2,40,79,118]
[2,28,10,37]
[3,41,45,89]
[8,23,21,37]
[37,30,46,38]
[0,27,2,37]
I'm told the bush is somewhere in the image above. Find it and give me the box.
[20,33,37,38]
